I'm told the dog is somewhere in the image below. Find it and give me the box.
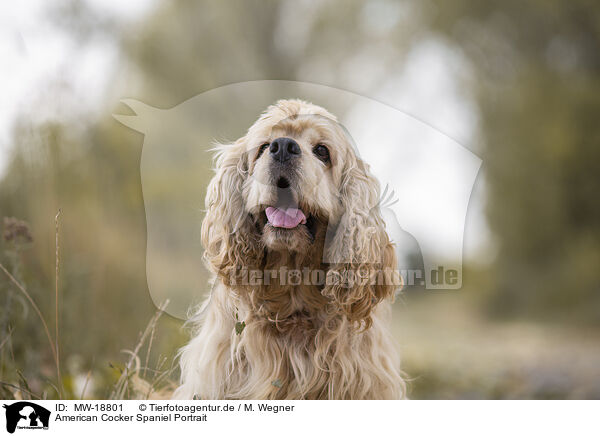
[174,99,405,399]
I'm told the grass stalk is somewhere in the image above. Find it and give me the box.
[110,300,169,399]
[55,209,62,398]
[0,263,58,373]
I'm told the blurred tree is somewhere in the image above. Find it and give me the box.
[431,0,600,322]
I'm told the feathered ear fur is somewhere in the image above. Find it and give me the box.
[201,139,262,285]
[322,155,399,329]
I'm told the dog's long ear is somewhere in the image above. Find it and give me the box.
[323,155,400,329]
[201,139,261,284]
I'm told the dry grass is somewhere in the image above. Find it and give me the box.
[0,262,58,380]
[54,209,62,398]
[0,214,178,400]
[109,300,175,400]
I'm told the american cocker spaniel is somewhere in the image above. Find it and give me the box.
[175,99,405,399]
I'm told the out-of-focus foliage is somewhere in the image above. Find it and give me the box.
[430,1,600,322]
[1,0,599,399]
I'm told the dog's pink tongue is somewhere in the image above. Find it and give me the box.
[265,206,307,229]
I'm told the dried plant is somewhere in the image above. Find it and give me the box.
[2,217,33,245]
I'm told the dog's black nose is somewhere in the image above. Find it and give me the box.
[270,137,301,163]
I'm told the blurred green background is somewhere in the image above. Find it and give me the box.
[1,0,599,399]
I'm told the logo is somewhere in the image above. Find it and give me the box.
[113,81,482,318]
[2,402,50,434]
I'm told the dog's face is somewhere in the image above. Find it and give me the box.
[202,99,398,326]
[243,102,349,253]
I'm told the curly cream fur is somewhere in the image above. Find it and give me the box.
[175,100,405,399]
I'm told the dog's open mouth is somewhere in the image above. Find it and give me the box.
[266,176,308,229]
[260,176,318,238]
[263,207,317,243]
[265,206,307,229]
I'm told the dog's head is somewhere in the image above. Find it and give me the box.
[202,99,398,326]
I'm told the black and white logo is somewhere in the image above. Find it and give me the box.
[2,402,50,433]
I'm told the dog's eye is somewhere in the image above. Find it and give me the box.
[313,144,330,163]
[256,142,269,159]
